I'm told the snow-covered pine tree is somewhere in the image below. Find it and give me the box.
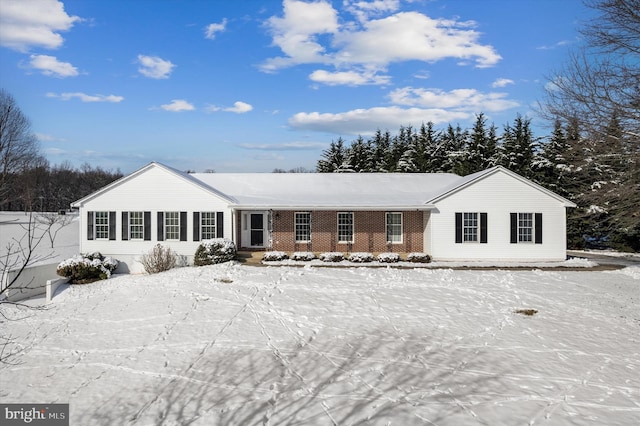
[316,137,346,172]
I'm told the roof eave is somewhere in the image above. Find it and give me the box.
[230,204,436,211]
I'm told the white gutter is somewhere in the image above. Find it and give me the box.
[228,204,436,211]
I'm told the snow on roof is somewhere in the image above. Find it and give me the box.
[191,172,463,209]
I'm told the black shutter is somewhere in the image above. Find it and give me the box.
[180,211,187,241]
[510,213,518,243]
[108,211,116,240]
[216,212,224,238]
[157,212,164,241]
[122,212,129,240]
[193,212,200,241]
[87,211,94,240]
[455,213,462,243]
[144,212,151,241]
[535,213,543,244]
[480,213,487,244]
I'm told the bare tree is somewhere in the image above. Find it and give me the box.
[0,89,44,207]
[539,0,640,250]
[1,212,55,363]
[36,212,75,249]
[540,0,640,138]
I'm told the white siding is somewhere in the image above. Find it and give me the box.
[77,166,233,272]
[429,171,568,261]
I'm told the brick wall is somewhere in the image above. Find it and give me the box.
[270,210,424,253]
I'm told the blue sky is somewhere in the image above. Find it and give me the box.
[0,0,591,173]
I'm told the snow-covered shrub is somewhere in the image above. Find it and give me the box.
[348,252,374,263]
[194,238,237,266]
[377,252,400,263]
[407,252,432,263]
[140,244,177,274]
[291,252,316,261]
[319,252,344,262]
[57,252,118,283]
[262,251,288,261]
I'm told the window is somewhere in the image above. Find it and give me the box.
[129,211,144,240]
[165,211,180,240]
[95,211,109,239]
[463,212,478,242]
[518,213,533,242]
[386,212,402,243]
[510,213,542,244]
[295,212,311,242]
[337,212,353,243]
[455,212,487,244]
[200,212,217,240]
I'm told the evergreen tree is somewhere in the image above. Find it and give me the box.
[316,137,346,172]
[465,113,489,174]
[500,114,537,178]
[441,124,469,174]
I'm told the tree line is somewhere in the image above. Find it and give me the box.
[0,89,123,213]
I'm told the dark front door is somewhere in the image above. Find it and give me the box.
[250,213,264,246]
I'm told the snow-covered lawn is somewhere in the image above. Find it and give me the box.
[1,264,639,425]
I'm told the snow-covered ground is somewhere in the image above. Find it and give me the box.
[0,211,79,268]
[1,263,639,425]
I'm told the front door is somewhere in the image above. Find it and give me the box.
[250,213,264,246]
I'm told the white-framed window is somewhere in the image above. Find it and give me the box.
[463,212,478,242]
[200,212,216,240]
[337,212,354,243]
[165,211,180,240]
[518,213,533,243]
[295,212,311,242]
[95,211,109,240]
[129,211,144,240]
[386,212,402,243]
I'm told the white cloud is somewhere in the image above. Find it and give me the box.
[309,69,390,86]
[137,55,175,79]
[344,0,400,22]
[35,132,59,142]
[239,141,326,151]
[537,40,572,50]
[29,54,78,77]
[261,0,339,72]
[207,101,253,113]
[159,99,195,112]
[226,101,253,113]
[47,92,124,102]
[0,0,80,51]
[205,18,227,39]
[289,106,469,135]
[491,78,514,88]
[261,2,501,83]
[388,87,519,112]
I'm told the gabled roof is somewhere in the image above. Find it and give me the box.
[425,165,577,207]
[71,162,236,207]
[191,171,462,209]
[72,162,576,210]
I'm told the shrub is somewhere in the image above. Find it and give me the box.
[291,252,316,261]
[348,252,374,263]
[57,252,118,283]
[194,238,237,266]
[262,251,288,261]
[140,244,177,274]
[377,252,400,263]
[407,252,432,263]
[319,252,344,262]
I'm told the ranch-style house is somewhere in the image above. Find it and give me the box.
[71,162,576,272]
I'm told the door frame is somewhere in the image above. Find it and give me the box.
[241,211,270,248]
